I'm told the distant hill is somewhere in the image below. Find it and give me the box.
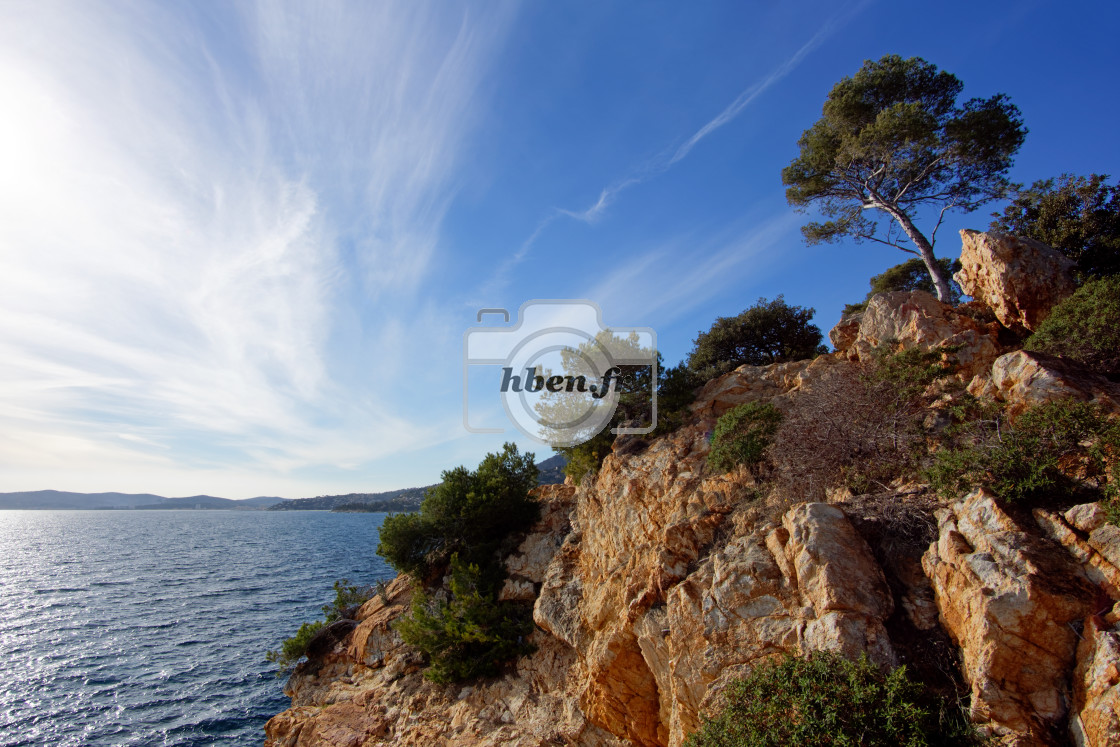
[279,454,570,513]
[536,454,567,485]
[0,490,283,510]
[132,495,285,510]
[2,455,568,512]
[270,486,433,512]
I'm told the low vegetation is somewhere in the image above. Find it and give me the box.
[768,345,955,501]
[684,652,980,747]
[1024,275,1120,379]
[707,402,783,474]
[927,399,1120,503]
[267,579,375,673]
[395,555,534,683]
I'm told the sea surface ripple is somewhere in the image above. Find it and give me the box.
[0,510,394,746]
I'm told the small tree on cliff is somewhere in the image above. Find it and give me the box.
[783,54,1026,302]
[687,296,825,382]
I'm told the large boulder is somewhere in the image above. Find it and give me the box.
[923,489,1094,745]
[980,350,1120,417]
[831,290,1002,379]
[955,230,1077,332]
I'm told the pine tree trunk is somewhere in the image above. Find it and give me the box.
[884,206,953,303]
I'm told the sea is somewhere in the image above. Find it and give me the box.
[0,509,395,746]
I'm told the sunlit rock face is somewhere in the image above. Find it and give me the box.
[535,430,897,746]
[831,289,1003,380]
[955,230,1077,333]
[1036,503,1120,747]
[981,349,1120,418]
[923,489,1094,745]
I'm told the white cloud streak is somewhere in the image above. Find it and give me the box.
[543,1,868,235]
[583,212,803,325]
[670,15,844,164]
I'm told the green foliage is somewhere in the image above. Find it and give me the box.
[377,445,542,683]
[990,173,1120,279]
[687,296,825,382]
[375,511,441,578]
[551,359,701,481]
[266,620,326,673]
[396,555,535,683]
[783,54,1026,302]
[266,579,377,674]
[557,428,614,482]
[927,399,1120,503]
[322,579,374,622]
[377,443,539,580]
[684,652,979,747]
[708,402,783,474]
[1024,275,1120,379]
[844,258,963,314]
[656,361,703,434]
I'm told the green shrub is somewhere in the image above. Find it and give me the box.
[708,402,783,473]
[1024,275,1120,379]
[927,399,1120,502]
[377,443,539,579]
[684,652,978,747]
[265,579,376,674]
[377,444,542,682]
[266,620,325,673]
[868,344,956,402]
[322,579,374,622]
[557,428,613,482]
[688,296,826,383]
[396,555,535,683]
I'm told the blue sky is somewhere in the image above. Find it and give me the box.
[1,1,1117,498]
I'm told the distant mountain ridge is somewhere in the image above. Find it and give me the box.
[0,490,283,510]
[272,454,570,512]
[268,486,433,512]
[2,454,569,511]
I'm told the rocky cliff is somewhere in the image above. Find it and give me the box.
[265,232,1120,747]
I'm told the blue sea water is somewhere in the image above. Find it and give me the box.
[0,510,395,746]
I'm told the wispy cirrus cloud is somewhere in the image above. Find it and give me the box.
[667,3,869,166]
[582,211,803,325]
[0,1,514,496]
